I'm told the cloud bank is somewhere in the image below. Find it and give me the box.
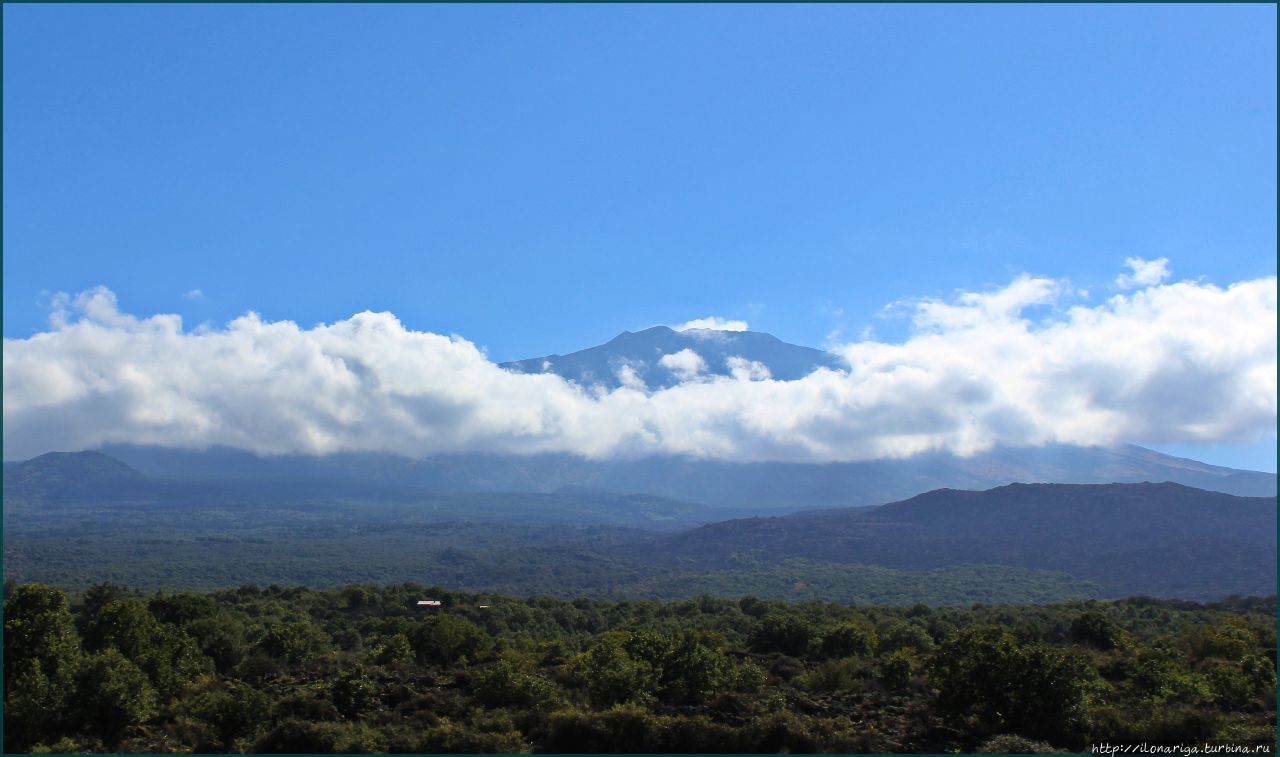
[4,264,1275,463]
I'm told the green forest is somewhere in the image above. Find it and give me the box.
[5,581,1275,754]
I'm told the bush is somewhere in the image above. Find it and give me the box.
[797,657,866,693]
[473,653,554,708]
[978,733,1068,753]
[878,648,919,691]
[543,705,659,753]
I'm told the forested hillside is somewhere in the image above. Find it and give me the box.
[4,582,1275,754]
[7,463,1271,603]
[630,483,1278,599]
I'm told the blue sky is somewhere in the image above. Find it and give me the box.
[4,5,1276,470]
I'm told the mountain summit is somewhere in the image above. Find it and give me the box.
[500,325,844,390]
[3,450,150,503]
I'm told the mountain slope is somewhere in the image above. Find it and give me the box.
[500,325,844,389]
[620,482,1277,599]
[0,450,710,529]
[98,442,1278,511]
[3,450,152,504]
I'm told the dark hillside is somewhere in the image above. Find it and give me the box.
[623,482,1277,599]
[3,450,152,503]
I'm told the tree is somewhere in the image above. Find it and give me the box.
[879,621,934,654]
[1240,654,1276,709]
[77,583,128,631]
[187,681,270,749]
[819,620,879,659]
[148,593,217,627]
[371,632,413,665]
[1127,646,1211,705]
[575,633,658,707]
[649,631,735,705]
[1193,618,1259,662]
[184,616,246,674]
[82,598,161,660]
[473,652,554,708]
[3,584,82,751]
[409,614,489,666]
[73,649,158,749]
[82,598,211,700]
[331,671,378,720]
[5,584,81,679]
[748,613,813,657]
[1070,611,1124,650]
[574,630,739,707]
[256,620,330,665]
[930,626,1096,749]
[878,648,919,692]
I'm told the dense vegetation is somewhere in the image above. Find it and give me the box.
[7,455,1269,604]
[12,455,1274,604]
[5,582,1275,753]
[627,482,1278,599]
[5,468,1101,605]
[4,518,1100,605]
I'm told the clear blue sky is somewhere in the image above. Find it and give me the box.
[4,5,1276,470]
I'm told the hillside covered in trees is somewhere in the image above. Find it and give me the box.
[5,582,1275,754]
[6,453,1273,604]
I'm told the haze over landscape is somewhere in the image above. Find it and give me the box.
[2,4,1276,754]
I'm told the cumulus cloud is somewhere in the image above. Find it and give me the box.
[1115,257,1171,289]
[659,349,708,382]
[4,266,1275,463]
[614,361,648,392]
[726,357,772,382]
[673,316,749,332]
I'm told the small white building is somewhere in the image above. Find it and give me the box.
[416,599,442,608]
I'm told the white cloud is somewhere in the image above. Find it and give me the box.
[726,357,772,381]
[659,349,708,381]
[4,266,1275,463]
[614,361,648,392]
[673,316,749,332]
[183,289,205,300]
[908,274,1066,331]
[1116,257,1171,289]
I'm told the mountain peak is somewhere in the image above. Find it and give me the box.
[18,450,147,479]
[501,326,842,390]
[5,450,150,503]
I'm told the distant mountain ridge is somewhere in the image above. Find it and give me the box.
[618,482,1278,600]
[1,450,708,529]
[5,457,1274,601]
[500,325,845,389]
[92,441,1277,509]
